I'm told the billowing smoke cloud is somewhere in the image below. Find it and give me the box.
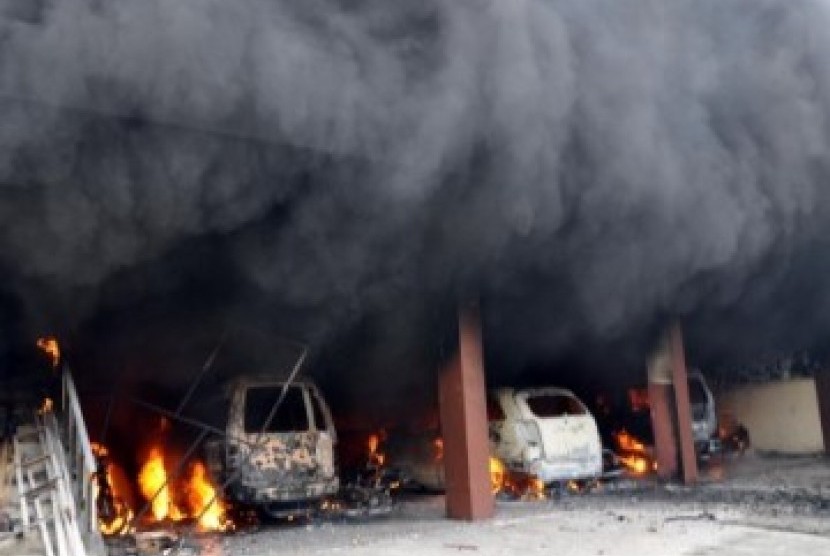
[1,0,830,369]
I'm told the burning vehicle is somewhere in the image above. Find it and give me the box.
[384,430,446,492]
[488,387,603,484]
[599,370,724,476]
[204,376,339,518]
[687,370,720,458]
[387,386,604,493]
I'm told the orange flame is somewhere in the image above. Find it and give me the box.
[488,454,547,499]
[36,336,60,368]
[618,453,650,475]
[138,446,184,522]
[367,432,386,467]
[616,429,646,453]
[92,442,134,536]
[614,429,654,476]
[187,462,227,531]
[489,456,506,494]
[137,445,229,531]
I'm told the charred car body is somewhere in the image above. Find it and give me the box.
[388,386,604,490]
[488,387,604,483]
[597,369,723,471]
[688,370,721,458]
[205,377,339,516]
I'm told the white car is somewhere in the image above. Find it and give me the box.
[488,387,604,483]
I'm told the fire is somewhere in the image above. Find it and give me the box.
[92,442,134,536]
[137,444,230,531]
[618,453,650,475]
[616,429,646,453]
[614,429,654,476]
[489,456,506,494]
[489,456,546,499]
[36,336,60,368]
[367,432,386,467]
[186,462,226,531]
[138,446,183,522]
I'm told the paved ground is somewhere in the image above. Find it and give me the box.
[191,453,830,556]
[6,452,829,555]
[196,498,830,556]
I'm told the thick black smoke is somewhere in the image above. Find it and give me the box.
[2,0,830,380]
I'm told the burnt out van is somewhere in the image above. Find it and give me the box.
[205,377,339,517]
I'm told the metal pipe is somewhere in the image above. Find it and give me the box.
[125,397,250,445]
[175,332,227,416]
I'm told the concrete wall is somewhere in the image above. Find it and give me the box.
[718,378,825,454]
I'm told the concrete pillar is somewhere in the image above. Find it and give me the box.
[438,305,494,520]
[646,322,697,484]
[647,340,678,480]
[668,322,698,485]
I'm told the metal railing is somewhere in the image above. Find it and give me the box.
[59,368,105,555]
[13,408,99,556]
[40,410,88,556]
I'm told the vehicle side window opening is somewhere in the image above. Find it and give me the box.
[688,378,708,404]
[309,390,329,432]
[487,396,505,421]
[244,385,309,433]
[526,394,586,418]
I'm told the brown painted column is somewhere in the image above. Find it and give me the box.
[668,322,698,484]
[438,305,494,520]
[815,371,830,453]
[647,341,678,479]
[646,322,697,484]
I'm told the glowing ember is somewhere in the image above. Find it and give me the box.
[36,336,60,368]
[91,442,109,458]
[528,477,547,499]
[433,437,444,461]
[37,397,53,415]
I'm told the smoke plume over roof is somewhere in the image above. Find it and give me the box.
[2,0,830,379]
